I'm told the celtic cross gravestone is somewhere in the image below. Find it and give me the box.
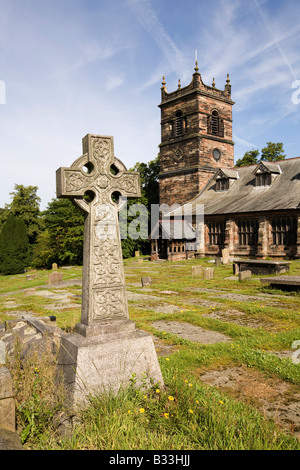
[55,134,163,406]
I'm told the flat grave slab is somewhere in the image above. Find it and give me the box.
[233,259,291,275]
[260,275,300,291]
[152,320,231,344]
[202,309,279,331]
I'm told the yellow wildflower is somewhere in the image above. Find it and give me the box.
[139,408,145,413]
[164,413,169,419]
[168,396,175,401]
[189,409,193,414]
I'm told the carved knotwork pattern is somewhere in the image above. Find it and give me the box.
[93,287,126,320]
[93,239,122,286]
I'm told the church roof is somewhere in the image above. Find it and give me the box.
[167,157,300,216]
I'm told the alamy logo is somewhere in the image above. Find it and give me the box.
[0,80,6,104]
[292,80,300,105]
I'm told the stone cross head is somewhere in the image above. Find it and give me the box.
[56,134,141,336]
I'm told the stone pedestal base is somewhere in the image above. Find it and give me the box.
[56,320,164,407]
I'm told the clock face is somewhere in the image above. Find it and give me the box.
[213,148,221,161]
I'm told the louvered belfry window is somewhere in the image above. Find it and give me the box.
[175,111,183,136]
[207,110,224,137]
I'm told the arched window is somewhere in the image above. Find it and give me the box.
[175,111,183,136]
[207,110,224,137]
[211,110,219,135]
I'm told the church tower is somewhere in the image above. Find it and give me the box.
[158,61,235,207]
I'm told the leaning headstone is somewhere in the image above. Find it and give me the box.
[192,265,203,277]
[222,248,230,265]
[48,271,63,284]
[203,267,214,280]
[135,251,139,257]
[141,277,152,287]
[55,134,163,407]
[52,263,58,270]
[238,270,252,281]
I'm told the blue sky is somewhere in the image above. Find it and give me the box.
[1,0,300,209]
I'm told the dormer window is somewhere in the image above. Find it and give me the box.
[215,168,238,192]
[256,172,271,187]
[216,178,229,191]
[254,162,281,187]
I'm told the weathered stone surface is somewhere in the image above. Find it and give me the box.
[0,316,63,360]
[203,267,214,279]
[0,429,24,450]
[141,277,152,287]
[57,321,164,405]
[55,135,164,406]
[152,320,231,344]
[48,271,63,284]
[192,265,203,277]
[0,367,15,433]
[222,248,230,264]
[238,270,252,281]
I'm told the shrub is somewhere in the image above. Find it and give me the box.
[0,214,30,274]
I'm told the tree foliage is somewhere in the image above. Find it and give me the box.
[0,214,30,275]
[32,198,84,268]
[235,149,260,167]
[235,142,286,167]
[120,154,160,258]
[261,142,286,162]
[1,154,160,268]
[0,184,41,244]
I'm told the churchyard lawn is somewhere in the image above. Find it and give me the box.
[1,258,300,450]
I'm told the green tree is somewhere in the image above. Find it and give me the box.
[120,155,160,258]
[235,149,260,167]
[1,185,41,245]
[32,198,84,268]
[235,143,286,167]
[131,155,160,208]
[261,142,286,162]
[0,214,30,275]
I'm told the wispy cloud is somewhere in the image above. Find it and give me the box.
[253,0,298,81]
[127,0,189,81]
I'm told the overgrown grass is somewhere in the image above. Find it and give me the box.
[7,350,300,450]
[1,258,300,450]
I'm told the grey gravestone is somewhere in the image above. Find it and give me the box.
[48,271,63,284]
[192,265,203,277]
[203,267,214,280]
[141,277,152,287]
[222,248,230,264]
[238,270,252,281]
[55,134,163,406]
